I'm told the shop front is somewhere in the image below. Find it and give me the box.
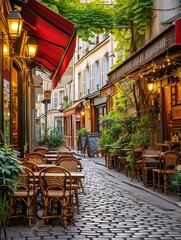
[106,18,181,147]
[63,101,84,149]
[0,0,76,156]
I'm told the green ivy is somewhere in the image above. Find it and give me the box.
[40,0,153,51]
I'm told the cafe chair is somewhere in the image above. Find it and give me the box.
[142,148,160,187]
[38,166,75,228]
[131,146,144,181]
[33,146,50,154]
[22,161,39,172]
[8,167,37,227]
[152,150,179,194]
[56,158,84,211]
[25,154,47,165]
[26,152,47,162]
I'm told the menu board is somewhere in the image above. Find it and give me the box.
[87,133,99,157]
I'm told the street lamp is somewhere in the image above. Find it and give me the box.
[27,36,38,57]
[6,6,23,38]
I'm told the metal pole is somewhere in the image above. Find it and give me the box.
[45,100,47,135]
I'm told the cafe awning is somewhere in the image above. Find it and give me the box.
[63,101,83,116]
[20,0,77,89]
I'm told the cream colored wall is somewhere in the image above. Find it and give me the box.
[74,35,117,101]
[145,0,180,42]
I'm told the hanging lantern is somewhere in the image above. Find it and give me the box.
[6,6,23,38]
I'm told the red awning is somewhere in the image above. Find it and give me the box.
[20,0,77,89]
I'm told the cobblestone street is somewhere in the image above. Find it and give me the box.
[3,157,181,240]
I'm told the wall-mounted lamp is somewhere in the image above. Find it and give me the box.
[6,6,23,38]
[3,42,10,56]
[147,81,154,92]
[80,108,85,117]
[27,36,38,57]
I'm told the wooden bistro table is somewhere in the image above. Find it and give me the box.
[45,154,82,163]
[34,171,85,180]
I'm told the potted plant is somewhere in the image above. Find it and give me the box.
[0,145,23,239]
[77,128,89,154]
[171,168,181,199]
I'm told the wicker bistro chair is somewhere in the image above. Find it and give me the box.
[25,154,47,165]
[8,167,37,227]
[33,146,50,154]
[130,146,144,181]
[142,148,160,187]
[26,152,47,162]
[38,166,75,228]
[152,150,179,194]
[56,158,84,212]
[22,161,39,172]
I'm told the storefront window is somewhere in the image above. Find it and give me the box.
[3,58,10,144]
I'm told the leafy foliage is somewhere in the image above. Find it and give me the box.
[37,127,64,150]
[0,146,23,223]
[40,0,153,52]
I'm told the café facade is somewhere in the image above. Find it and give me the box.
[101,18,181,148]
[0,0,76,156]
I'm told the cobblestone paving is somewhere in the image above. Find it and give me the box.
[3,159,181,240]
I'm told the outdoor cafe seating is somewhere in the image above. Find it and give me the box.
[56,158,84,212]
[7,145,85,228]
[152,150,179,194]
[142,147,160,187]
[38,166,75,228]
[8,167,37,228]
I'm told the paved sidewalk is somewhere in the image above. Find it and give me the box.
[2,156,181,240]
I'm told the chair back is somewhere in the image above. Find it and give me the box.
[39,166,72,193]
[56,158,82,172]
[132,146,144,161]
[26,152,47,162]
[56,154,76,163]
[22,161,39,172]
[25,155,47,164]
[160,151,179,171]
[17,167,36,192]
[33,146,49,154]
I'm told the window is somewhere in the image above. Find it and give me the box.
[103,54,109,85]
[93,60,100,91]
[52,91,58,109]
[85,66,90,94]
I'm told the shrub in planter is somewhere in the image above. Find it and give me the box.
[37,127,64,150]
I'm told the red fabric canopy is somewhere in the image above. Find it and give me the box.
[20,0,77,89]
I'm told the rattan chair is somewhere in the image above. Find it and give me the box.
[22,161,39,172]
[152,150,179,194]
[26,152,47,162]
[56,158,84,211]
[33,146,49,154]
[8,167,37,227]
[38,166,75,228]
[142,148,160,187]
[131,146,144,181]
[25,154,47,165]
